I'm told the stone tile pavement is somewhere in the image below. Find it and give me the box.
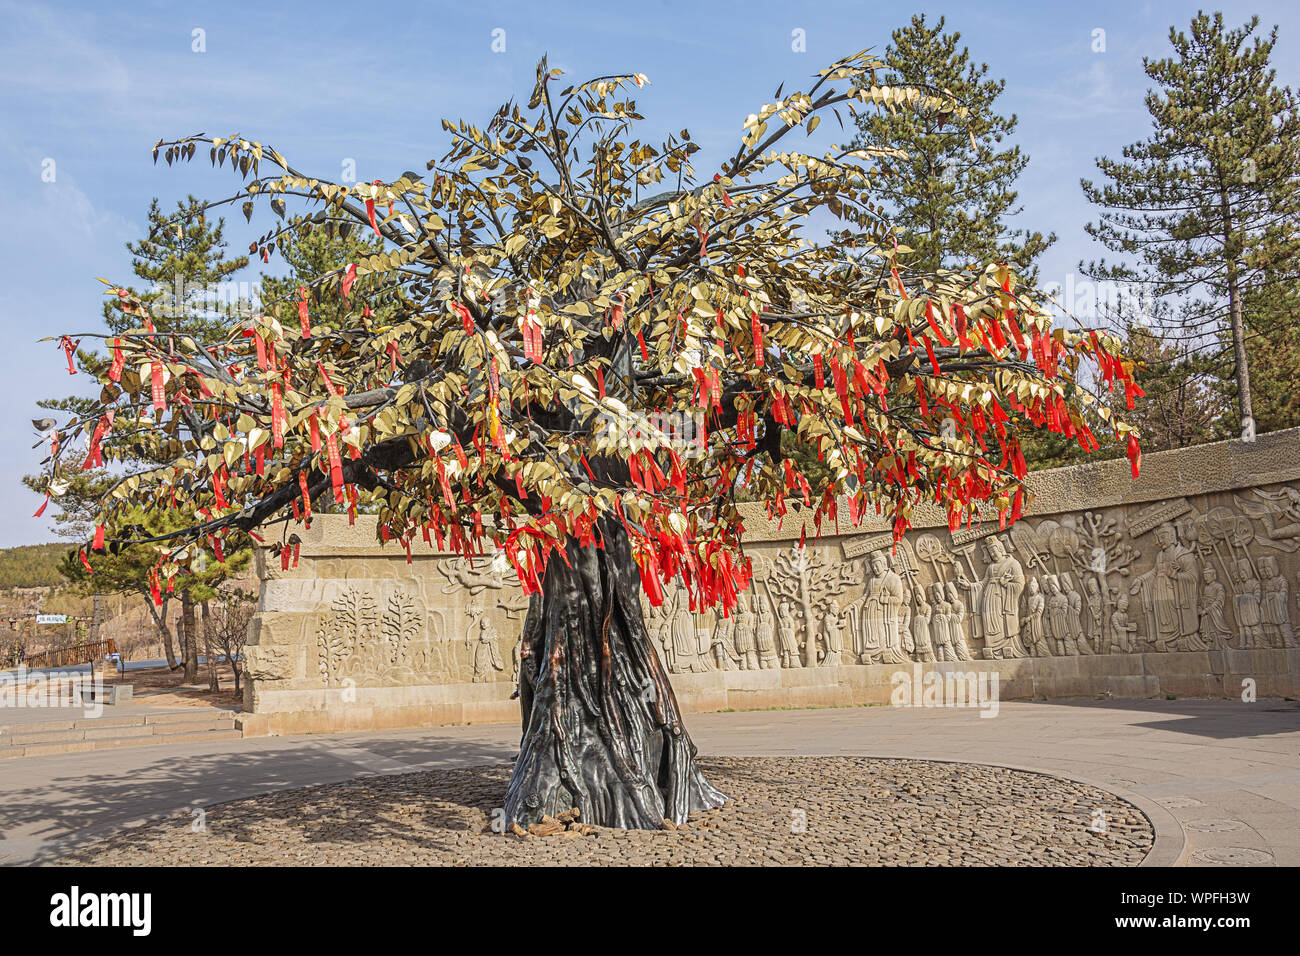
[1,698,1294,866]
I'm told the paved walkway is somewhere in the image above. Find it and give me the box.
[1,698,1296,866]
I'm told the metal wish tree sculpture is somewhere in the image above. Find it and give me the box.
[36,52,1141,829]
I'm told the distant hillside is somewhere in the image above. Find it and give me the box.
[0,543,71,589]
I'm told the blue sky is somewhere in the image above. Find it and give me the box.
[2,0,1297,547]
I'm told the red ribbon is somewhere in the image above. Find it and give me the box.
[59,336,77,375]
[954,304,972,351]
[925,301,952,347]
[455,303,475,335]
[366,181,381,236]
[213,470,229,509]
[923,334,941,376]
[270,383,284,448]
[299,287,311,338]
[151,362,166,413]
[318,362,343,398]
[1127,433,1142,479]
[82,412,113,470]
[108,339,125,382]
[326,434,344,503]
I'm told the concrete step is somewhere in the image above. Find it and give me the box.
[3,728,87,746]
[144,710,236,726]
[151,718,236,736]
[73,715,152,730]
[0,711,243,759]
[81,723,157,741]
[0,719,76,735]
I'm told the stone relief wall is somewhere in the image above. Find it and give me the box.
[238,430,1300,736]
[250,555,530,693]
[654,490,1300,678]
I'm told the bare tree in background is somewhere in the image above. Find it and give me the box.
[209,589,254,694]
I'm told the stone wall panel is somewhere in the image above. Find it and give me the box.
[239,430,1300,735]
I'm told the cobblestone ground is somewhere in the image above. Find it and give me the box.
[63,757,1153,866]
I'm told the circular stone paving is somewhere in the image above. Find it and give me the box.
[61,757,1153,866]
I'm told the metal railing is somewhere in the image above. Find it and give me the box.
[21,638,119,669]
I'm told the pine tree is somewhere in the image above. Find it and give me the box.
[111,196,251,339]
[1081,12,1300,437]
[27,197,252,667]
[1120,326,1225,452]
[851,14,1054,280]
[1236,248,1300,434]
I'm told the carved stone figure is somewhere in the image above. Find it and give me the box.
[711,610,739,670]
[1130,521,1200,652]
[929,583,955,662]
[1045,574,1070,656]
[1198,566,1232,648]
[1062,573,1092,655]
[943,580,974,661]
[979,536,1027,659]
[899,588,914,656]
[669,587,705,672]
[755,593,780,669]
[816,598,846,667]
[1236,486,1300,550]
[647,593,676,670]
[910,589,935,662]
[955,568,985,650]
[440,556,514,594]
[1085,577,1104,649]
[856,551,907,664]
[466,611,505,683]
[1109,593,1138,653]
[1024,577,1050,656]
[776,600,802,668]
[733,596,758,670]
[1233,558,1265,649]
[1260,555,1296,647]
